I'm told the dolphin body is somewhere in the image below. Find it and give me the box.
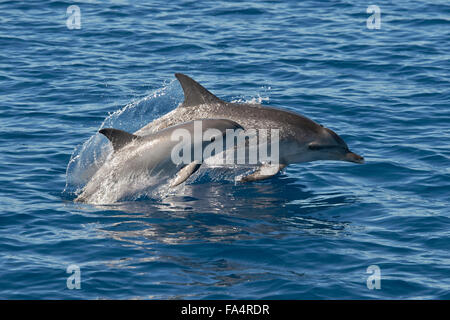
[75,119,243,204]
[135,73,364,182]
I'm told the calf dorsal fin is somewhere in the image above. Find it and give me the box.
[99,128,140,151]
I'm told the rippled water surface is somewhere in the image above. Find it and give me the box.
[1,0,449,299]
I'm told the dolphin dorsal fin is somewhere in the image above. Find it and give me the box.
[99,128,140,151]
[175,73,225,107]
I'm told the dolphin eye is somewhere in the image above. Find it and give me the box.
[308,143,322,150]
[308,144,337,151]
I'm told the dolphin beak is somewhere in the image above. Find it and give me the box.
[344,151,365,164]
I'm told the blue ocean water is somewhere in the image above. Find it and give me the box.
[1,0,449,299]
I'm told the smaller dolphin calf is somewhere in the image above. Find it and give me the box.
[75,119,242,204]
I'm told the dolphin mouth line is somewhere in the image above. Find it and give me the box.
[351,158,365,164]
[345,152,365,164]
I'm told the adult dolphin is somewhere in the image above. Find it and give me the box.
[75,119,243,204]
[135,74,364,181]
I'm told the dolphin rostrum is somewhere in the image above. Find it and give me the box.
[75,119,243,204]
[135,73,364,182]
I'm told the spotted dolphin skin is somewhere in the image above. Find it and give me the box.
[136,73,364,181]
[75,119,243,204]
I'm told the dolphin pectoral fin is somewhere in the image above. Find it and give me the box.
[170,161,202,187]
[74,194,85,203]
[99,128,140,151]
[237,164,287,182]
[175,73,226,107]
